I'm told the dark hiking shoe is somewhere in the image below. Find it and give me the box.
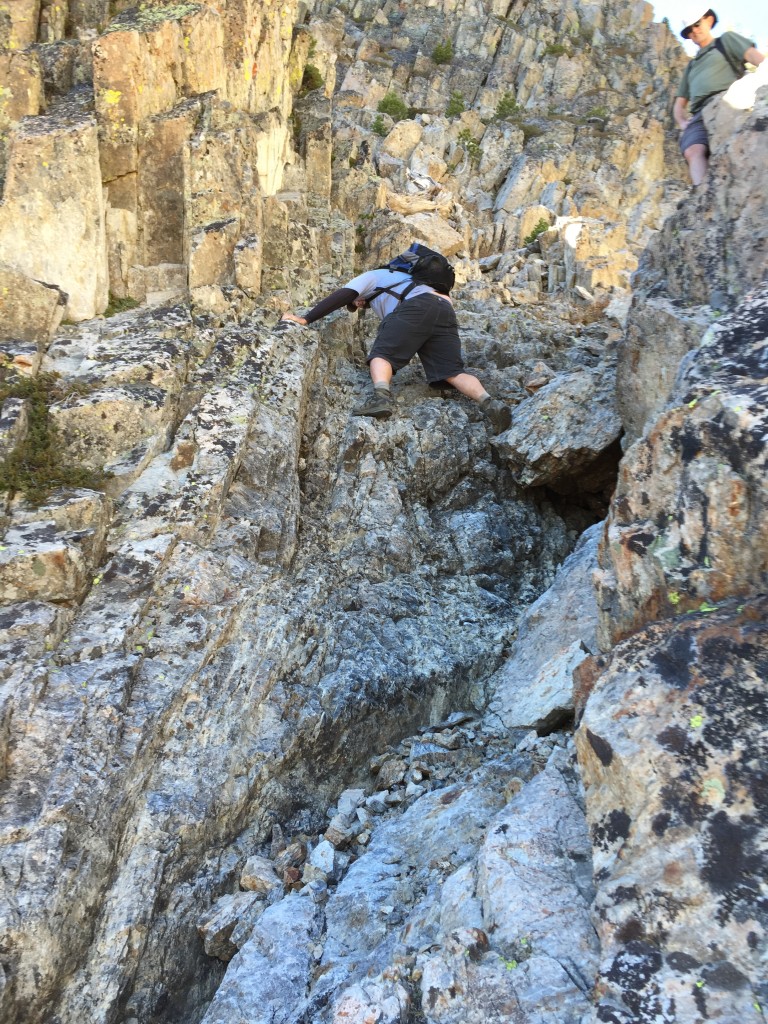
[352,390,393,418]
[481,398,512,434]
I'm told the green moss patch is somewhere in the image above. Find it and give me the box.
[0,369,111,505]
[106,1,202,34]
[104,294,140,317]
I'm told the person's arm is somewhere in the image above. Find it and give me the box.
[673,95,691,130]
[281,287,360,326]
[744,46,764,66]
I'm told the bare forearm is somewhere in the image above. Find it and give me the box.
[673,97,690,129]
[744,46,764,66]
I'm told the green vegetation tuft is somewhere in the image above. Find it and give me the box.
[431,40,453,65]
[0,368,111,505]
[446,91,465,117]
[457,128,482,166]
[495,92,520,119]
[377,92,410,122]
[104,294,140,317]
[300,64,324,96]
[584,105,608,119]
[544,43,568,57]
[521,123,544,142]
[523,218,550,245]
[371,114,388,137]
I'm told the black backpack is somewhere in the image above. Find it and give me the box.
[362,243,456,306]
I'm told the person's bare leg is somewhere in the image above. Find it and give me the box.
[684,143,708,186]
[369,357,393,387]
[445,372,511,433]
[444,372,488,401]
[353,357,394,418]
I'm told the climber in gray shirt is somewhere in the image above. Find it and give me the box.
[280,266,511,433]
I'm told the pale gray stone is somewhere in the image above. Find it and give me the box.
[492,368,621,492]
[337,788,366,818]
[200,896,323,1024]
[486,523,601,732]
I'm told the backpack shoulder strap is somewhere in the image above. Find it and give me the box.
[714,37,745,79]
[364,282,415,306]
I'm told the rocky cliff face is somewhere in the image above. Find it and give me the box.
[1,1,766,1023]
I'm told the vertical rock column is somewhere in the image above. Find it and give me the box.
[0,95,108,321]
[93,7,227,303]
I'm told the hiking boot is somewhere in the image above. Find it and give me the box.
[481,398,512,434]
[352,390,393,419]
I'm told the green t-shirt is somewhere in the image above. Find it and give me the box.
[677,31,754,113]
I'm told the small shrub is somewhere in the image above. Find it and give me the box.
[544,43,568,57]
[521,123,544,142]
[0,370,112,504]
[377,92,409,122]
[300,64,324,96]
[495,92,519,119]
[371,115,388,137]
[446,91,465,117]
[432,39,453,65]
[523,218,550,245]
[457,128,482,166]
[104,294,139,317]
[584,105,608,119]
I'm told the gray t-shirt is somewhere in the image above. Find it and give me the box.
[345,268,452,321]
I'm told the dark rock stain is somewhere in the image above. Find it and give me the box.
[679,426,702,465]
[692,981,707,1015]
[605,941,664,1017]
[652,812,671,836]
[592,809,632,850]
[659,781,704,827]
[657,725,688,753]
[701,811,749,890]
[612,885,640,903]
[702,960,749,990]
[586,728,614,766]
[626,530,655,555]
[667,950,701,972]
[616,918,645,943]
[651,632,693,690]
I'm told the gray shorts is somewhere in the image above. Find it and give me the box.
[367,293,465,384]
[680,111,710,154]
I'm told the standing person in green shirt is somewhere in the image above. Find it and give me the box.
[673,7,764,185]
